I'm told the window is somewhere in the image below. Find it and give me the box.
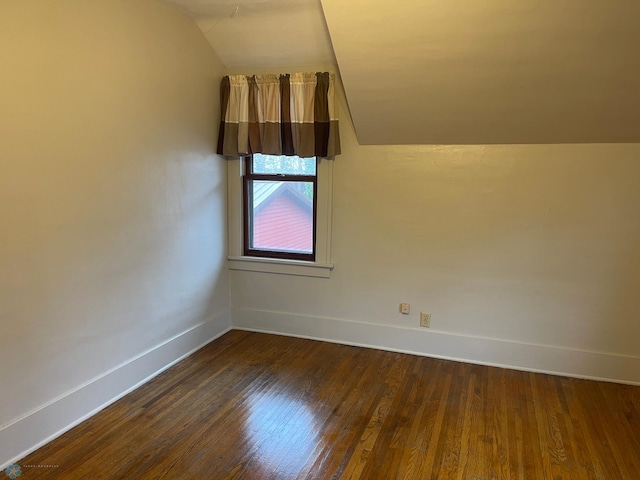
[227,156,333,278]
[244,154,317,261]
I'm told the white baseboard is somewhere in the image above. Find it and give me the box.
[0,309,232,470]
[232,307,640,386]
[3,306,637,470]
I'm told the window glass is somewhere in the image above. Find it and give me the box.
[251,154,316,175]
[244,155,317,261]
[249,180,314,254]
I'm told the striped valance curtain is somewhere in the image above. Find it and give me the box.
[217,72,340,158]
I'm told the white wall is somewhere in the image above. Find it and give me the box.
[0,0,230,466]
[231,73,640,384]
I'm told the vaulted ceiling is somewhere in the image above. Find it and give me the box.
[165,0,640,145]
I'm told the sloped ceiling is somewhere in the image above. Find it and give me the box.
[164,0,335,67]
[165,0,640,145]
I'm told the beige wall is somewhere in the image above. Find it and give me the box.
[0,0,229,449]
[231,75,640,382]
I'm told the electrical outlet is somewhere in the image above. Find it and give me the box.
[420,312,431,328]
[399,303,410,314]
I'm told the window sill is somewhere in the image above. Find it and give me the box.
[227,256,333,278]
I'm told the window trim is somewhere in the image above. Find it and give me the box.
[242,156,318,262]
[226,156,334,278]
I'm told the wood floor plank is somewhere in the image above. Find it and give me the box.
[394,358,442,480]
[495,368,512,480]
[15,331,640,479]
[529,374,555,479]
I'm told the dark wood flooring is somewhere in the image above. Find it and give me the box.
[17,330,640,479]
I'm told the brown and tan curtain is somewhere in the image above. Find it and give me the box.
[217,72,340,158]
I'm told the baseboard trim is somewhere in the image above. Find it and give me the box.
[232,307,640,386]
[0,309,232,470]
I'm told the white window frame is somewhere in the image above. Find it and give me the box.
[227,157,334,278]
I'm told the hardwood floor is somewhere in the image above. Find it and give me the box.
[17,330,640,479]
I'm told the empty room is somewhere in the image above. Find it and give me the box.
[1,0,639,478]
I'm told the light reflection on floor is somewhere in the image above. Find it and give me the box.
[244,391,319,477]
